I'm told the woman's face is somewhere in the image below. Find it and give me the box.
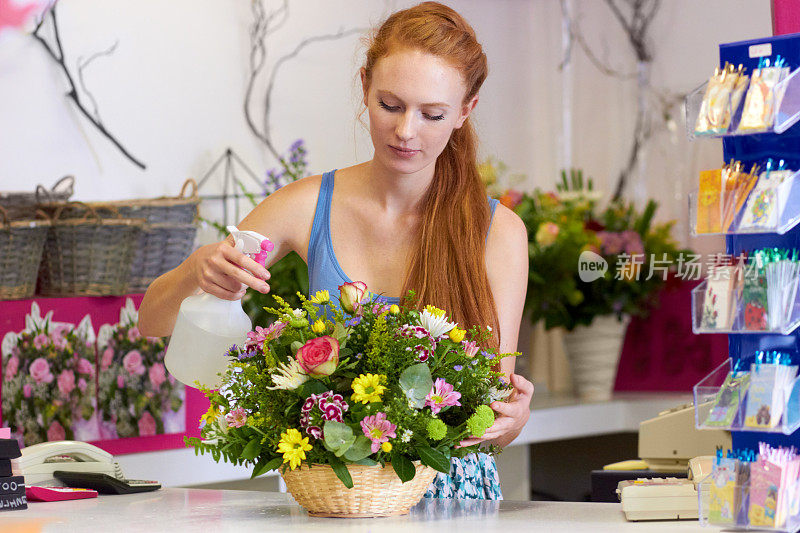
[362,48,477,176]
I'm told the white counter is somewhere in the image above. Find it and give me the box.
[9,488,722,533]
[114,392,691,487]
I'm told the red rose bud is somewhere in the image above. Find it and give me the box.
[338,281,368,313]
[296,336,340,377]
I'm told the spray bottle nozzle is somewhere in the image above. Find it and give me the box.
[226,225,273,266]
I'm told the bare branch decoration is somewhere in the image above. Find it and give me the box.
[32,5,146,170]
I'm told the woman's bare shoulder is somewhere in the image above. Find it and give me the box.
[488,203,528,251]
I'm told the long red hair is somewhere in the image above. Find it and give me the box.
[363,2,498,347]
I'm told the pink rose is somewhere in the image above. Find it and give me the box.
[57,370,76,396]
[33,333,49,350]
[138,411,156,436]
[77,358,95,377]
[127,327,141,343]
[295,336,340,377]
[47,421,66,441]
[123,350,146,375]
[4,356,19,380]
[117,375,125,388]
[148,363,166,389]
[29,357,54,384]
[77,378,87,392]
[338,281,368,313]
[101,348,114,370]
[22,384,32,398]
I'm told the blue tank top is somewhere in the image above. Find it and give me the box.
[307,169,499,309]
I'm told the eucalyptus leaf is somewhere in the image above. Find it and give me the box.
[343,436,373,462]
[329,455,354,488]
[332,323,347,343]
[399,363,433,408]
[297,379,327,397]
[323,420,355,455]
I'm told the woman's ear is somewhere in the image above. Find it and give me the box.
[455,94,479,129]
[360,67,368,106]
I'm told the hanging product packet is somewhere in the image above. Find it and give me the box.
[738,56,790,133]
[742,250,771,331]
[721,162,760,232]
[697,168,723,233]
[701,259,743,330]
[748,443,800,528]
[744,352,798,430]
[739,160,794,231]
[695,63,747,135]
[705,359,750,428]
[709,450,751,525]
[764,249,800,331]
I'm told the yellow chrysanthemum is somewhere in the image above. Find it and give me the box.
[311,319,326,334]
[389,304,400,315]
[277,428,312,470]
[448,327,466,343]
[381,441,392,452]
[309,290,331,305]
[424,305,446,318]
[351,373,387,404]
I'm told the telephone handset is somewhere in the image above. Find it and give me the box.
[14,440,160,494]
[13,440,120,487]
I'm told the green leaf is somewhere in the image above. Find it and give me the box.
[329,455,353,489]
[343,436,373,462]
[290,341,303,355]
[323,420,355,456]
[296,379,327,397]
[415,445,451,474]
[354,458,378,466]
[399,363,433,408]
[391,453,416,483]
[332,323,347,343]
[241,437,262,461]
[251,456,282,478]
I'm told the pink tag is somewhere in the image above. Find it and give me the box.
[0,428,10,439]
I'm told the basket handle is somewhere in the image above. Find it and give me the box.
[53,201,106,223]
[0,206,50,228]
[35,175,75,203]
[178,179,198,199]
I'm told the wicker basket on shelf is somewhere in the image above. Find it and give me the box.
[0,175,74,221]
[39,179,199,293]
[282,463,437,518]
[37,202,144,296]
[0,207,50,300]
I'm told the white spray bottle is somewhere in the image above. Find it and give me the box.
[164,226,272,389]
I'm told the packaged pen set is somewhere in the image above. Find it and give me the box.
[707,444,800,530]
[695,159,795,235]
[698,247,800,332]
[695,57,791,136]
[703,351,798,431]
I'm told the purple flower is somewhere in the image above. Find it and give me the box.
[621,230,644,255]
[300,391,349,439]
[425,378,461,414]
[345,316,362,327]
[360,412,397,453]
[290,139,304,152]
[597,231,623,255]
[454,365,463,371]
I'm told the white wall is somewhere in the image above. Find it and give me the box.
[0,0,774,249]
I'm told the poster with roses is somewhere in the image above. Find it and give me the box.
[1,303,100,445]
[96,299,186,439]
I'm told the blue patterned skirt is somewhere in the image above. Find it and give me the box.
[423,452,503,500]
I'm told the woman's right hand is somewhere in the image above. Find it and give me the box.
[187,238,271,300]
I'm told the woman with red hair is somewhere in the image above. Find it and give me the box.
[140,2,532,499]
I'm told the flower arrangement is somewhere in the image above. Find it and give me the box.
[97,310,185,439]
[2,310,97,445]
[495,168,689,331]
[186,282,514,489]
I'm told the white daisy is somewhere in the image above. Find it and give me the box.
[266,358,309,390]
[419,307,457,339]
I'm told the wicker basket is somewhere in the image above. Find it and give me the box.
[0,207,50,300]
[37,202,144,296]
[282,463,437,518]
[127,222,197,292]
[0,175,74,221]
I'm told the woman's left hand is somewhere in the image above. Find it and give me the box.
[459,373,534,448]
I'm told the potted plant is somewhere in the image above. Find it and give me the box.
[185,284,513,517]
[502,169,689,400]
